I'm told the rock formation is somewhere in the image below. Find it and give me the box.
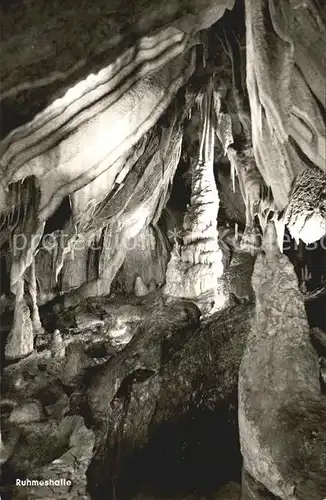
[0,0,325,499]
[164,79,227,312]
[239,222,326,500]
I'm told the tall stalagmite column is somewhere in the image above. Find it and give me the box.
[5,276,34,360]
[164,79,228,313]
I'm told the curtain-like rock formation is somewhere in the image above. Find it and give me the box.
[2,0,325,354]
[62,95,192,307]
[1,58,194,356]
[1,50,194,223]
[1,0,235,129]
[245,0,326,215]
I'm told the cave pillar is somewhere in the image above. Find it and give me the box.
[4,276,34,360]
[164,79,228,313]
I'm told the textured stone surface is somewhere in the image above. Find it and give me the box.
[9,401,43,425]
[223,251,254,303]
[1,294,251,499]
[12,416,95,500]
[284,165,326,244]
[239,222,326,499]
[241,469,278,500]
[245,0,326,209]
[87,299,250,499]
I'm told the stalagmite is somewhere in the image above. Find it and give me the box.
[239,222,326,499]
[27,258,44,335]
[245,0,326,209]
[5,276,34,360]
[164,79,228,313]
[134,276,149,297]
[50,329,65,359]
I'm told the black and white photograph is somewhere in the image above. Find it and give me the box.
[0,1,325,499]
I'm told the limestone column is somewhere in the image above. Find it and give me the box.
[164,79,228,313]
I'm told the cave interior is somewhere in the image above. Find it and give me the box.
[0,1,326,499]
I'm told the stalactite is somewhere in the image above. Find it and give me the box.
[213,90,221,117]
[9,200,45,297]
[227,147,244,199]
[195,92,204,118]
[213,93,237,200]
[213,85,234,157]
[225,145,279,254]
[2,177,46,359]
